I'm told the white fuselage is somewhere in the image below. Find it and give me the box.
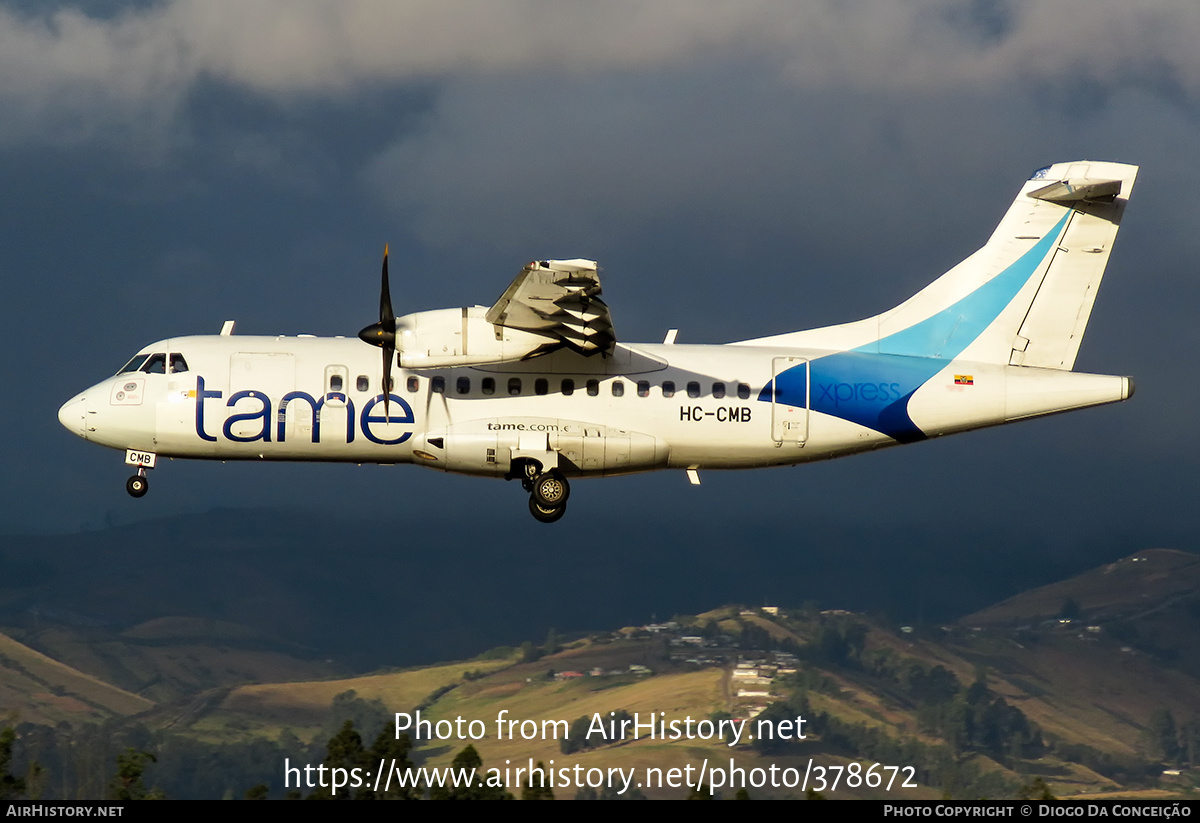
[58,332,1129,480]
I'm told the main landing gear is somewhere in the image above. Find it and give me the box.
[515,460,570,523]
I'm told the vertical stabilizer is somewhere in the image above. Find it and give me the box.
[1007,162,1137,369]
[736,161,1137,371]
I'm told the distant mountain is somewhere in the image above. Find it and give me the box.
[962,548,1200,680]
[0,506,1139,674]
[0,629,152,724]
[6,545,1200,799]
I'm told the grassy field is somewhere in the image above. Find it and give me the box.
[0,630,153,724]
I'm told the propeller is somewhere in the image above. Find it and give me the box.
[357,244,397,413]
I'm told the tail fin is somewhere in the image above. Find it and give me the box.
[737,160,1138,370]
[1002,162,1137,369]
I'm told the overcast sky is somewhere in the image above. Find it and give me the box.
[3,2,1199,593]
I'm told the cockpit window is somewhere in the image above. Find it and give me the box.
[118,354,149,374]
[140,353,167,374]
[169,353,189,373]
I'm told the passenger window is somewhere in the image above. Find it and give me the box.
[713,382,726,399]
[431,376,445,393]
[586,380,599,396]
[637,380,650,397]
[561,379,575,396]
[140,353,167,374]
[456,376,470,395]
[535,378,549,396]
[687,381,701,398]
[662,381,675,398]
[508,378,522,396]
[169,353,189,374]
[324,366,349,402]
[407,376,419,393]
[737,383,751,400]
[612,380,625,397]
[482,377,496,396]
[356,375,369,392]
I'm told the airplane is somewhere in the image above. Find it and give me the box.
[58,160,1137,522]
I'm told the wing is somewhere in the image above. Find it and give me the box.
[485,259,616,356]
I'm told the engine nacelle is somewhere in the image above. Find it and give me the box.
[397,307,551,368]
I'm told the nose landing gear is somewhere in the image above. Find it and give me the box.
[123,449,156,498]
[126,469,149,498]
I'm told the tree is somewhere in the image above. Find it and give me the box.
[561,715,592,754]
[1146,708,1180,764]
[1017,777,1055,800]
[244,784,269,800]
[428,745,511,801]
[520,641,542,664]
[108,749,162,800]
[751,702,801,756]
[367,727,417,800]
[311,720,365,800]
[521,761,554,800]
[1,727,26,800]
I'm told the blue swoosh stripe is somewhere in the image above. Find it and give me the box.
[760,210,1070,441]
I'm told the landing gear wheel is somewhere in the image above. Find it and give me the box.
[126,475,149,498]
[532,469,570,508]
[528,496,566,523]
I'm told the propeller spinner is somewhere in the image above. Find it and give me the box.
[358,245,397,412]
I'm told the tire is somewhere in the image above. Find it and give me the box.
[532,470,570,508]
[528,496,566,523]
[126,475,149,498]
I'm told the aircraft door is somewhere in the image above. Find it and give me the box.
[770,356,809,445]
[154,350,192,449]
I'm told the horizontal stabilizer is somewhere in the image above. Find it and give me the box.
[1029,177,1122,204]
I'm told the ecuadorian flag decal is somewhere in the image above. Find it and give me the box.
[954,375,974,386]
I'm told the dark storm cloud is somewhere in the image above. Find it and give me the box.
[1,0,1197,606]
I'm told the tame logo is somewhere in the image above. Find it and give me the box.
[815,381,903,407]
[193,376,414,445]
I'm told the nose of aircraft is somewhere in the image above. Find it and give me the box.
[58,395,87,439]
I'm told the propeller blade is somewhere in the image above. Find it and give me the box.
[380,243,394,328]
[358,244,398,414]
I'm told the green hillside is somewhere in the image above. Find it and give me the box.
[5,549,1200,799]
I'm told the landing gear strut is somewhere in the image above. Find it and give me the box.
[518,459,540,493]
